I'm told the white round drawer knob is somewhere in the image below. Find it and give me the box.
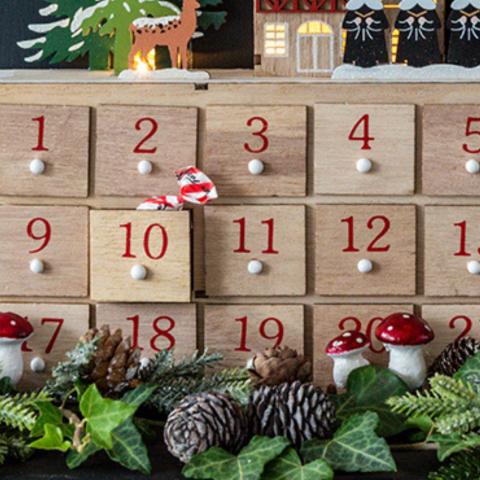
[137,160,153,175]
[248,260,264,275]
[30,356,46,373]
[131,264,148,280]
[248,159,265,176]
[467,260,480,275]
[465,159,480,174]
[30,159,46,176]
[30,258,45,274]
[357,259,374,274]
[356,158,373,174]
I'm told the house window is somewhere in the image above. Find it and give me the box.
[298,21,333,35]
[297,21,335,73]
[264,23,288,57]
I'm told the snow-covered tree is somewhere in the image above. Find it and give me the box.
[17,1,113,70]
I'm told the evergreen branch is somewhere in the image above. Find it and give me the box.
[428,450,480,479]
[0,431,32,463]
[435,408,480,435]
[0,435,7,466]
[0,391,48,432]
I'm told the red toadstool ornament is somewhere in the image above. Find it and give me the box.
[326,330,370,389]
[0,312,34,385]
[376,312,434,390]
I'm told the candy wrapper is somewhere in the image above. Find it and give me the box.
[137,167,218,211]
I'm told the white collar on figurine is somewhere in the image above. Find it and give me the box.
[399,0,437,10]
[451,0,480,9]
[346,0,383,10]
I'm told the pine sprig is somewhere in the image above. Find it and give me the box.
[0,391,48,432]
[0,432,32,463]
[428,450,480,479]
[388,375,480,434]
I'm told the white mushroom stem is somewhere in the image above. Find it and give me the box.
[330,350,370,389]
[385,344,426,390]
[0,338,25,385]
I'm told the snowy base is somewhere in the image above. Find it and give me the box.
[333,64,480,82]
[117,68,210,82]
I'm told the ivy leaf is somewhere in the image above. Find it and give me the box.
[455,352,480,393]
[30,424,71,452]
[431,432,480,462]
[301,412,396,473]
[121,384,157,407]
[335,366,409,437]
[31,401,73,438]
[66,441,101,469]
[79,384,136,450]
[262,447,333,480]
[183,436,290,480]
[107,419,151,475]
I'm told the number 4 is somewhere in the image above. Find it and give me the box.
[348,114,375,151]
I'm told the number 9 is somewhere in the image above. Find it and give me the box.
[27,218,52,254]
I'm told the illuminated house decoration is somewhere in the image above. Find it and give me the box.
[254,0,445,76]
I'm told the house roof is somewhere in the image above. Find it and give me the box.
[256,0,346,13]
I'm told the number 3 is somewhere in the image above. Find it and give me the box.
[244,116,269,154]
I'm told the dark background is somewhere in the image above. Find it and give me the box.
[0,1,253,69]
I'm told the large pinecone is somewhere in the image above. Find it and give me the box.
[429,337,480,378]
[248,381,336,447]
[82,325,142,396]
[247,346,312,386]
[164,392,248,463]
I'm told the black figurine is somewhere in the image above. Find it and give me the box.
[395,0,442,67]
[342,0,389,67]
[447,0,480,67]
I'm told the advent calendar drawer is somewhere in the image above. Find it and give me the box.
[421,305,480,366]
[315,104,415,195]
[95,106,198,196]
[204,106,307,197]
[205,205,306,296]
[0,105,89,197]
[96,303,196,358]
[316,205,416,295]
[1,303,90,390]
[425,206,480,296]
[90,211,191,302]
[423,105,480,196]
[0,206,88,297]
[204,304,304,367]
[313,304,414,386]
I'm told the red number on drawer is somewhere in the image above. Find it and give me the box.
[133,117,159,154]
[463,117,480,154]
[32,115,49,152]
[127,314,176,352]
[234,316,284,352]
[338,315,386,354]
[233,217,279,255]
[120,222,169,260]
[449,315,473,342]
[452,220,480,257]
[348,114,375,151]
[341,216,391,253]
[22,317,64,353]
[27,217,52,254]
[244,116,269,154]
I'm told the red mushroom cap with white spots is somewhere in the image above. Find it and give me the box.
[375,313,434,346]
[325,330,370,356]
[0,312,33,340]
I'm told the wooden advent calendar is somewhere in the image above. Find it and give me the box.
[2,79,480,390]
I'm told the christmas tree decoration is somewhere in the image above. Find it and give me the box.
[375,313,434,390]
[246,345,312,387]
[325,330,370,390]
[429,336,480,378]
[0,313,34,386]
[393,0,442,67]
[248,381,336,448]
[342,0,389,68]
[164,392,248,463]
[446,0,480,68]
[137,166,218,211]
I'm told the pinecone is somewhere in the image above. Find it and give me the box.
[164,392,248,463]
[247,346,312,386]
[82,325,142,396]
[429,337,480,378]
[248,381,336,447]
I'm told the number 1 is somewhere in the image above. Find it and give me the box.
[32,116,49,152]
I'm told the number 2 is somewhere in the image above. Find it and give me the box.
[348,114,375,150]
[463,117,480,154]
[244,116,269,154]
[133,117,159,154]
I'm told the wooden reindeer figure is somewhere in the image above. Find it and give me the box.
[129,0,200,70]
